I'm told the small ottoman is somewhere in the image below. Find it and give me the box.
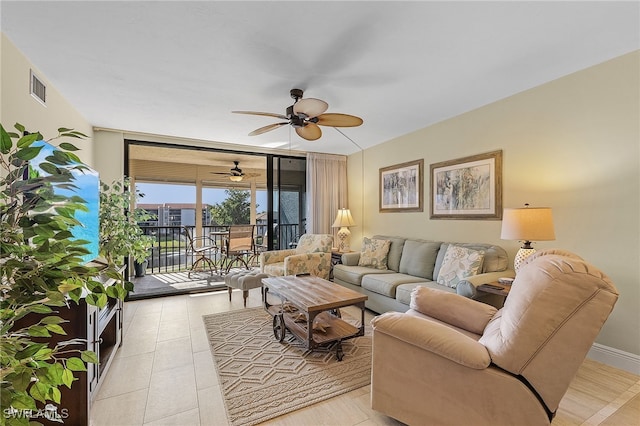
[224,269,269,307]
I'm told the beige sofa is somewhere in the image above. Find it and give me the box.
[370,249,619,425]
[333,235,514,313]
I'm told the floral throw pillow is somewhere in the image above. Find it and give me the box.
[436,245,485,289]
[358,237,391,270]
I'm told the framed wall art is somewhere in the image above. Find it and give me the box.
[430,150,502,220]
[379,159,423,212]
[28,139,100,263]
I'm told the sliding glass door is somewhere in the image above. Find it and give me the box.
[267,156,306,250]
[125,140,306,298]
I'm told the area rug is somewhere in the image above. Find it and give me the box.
[203,307,372,426]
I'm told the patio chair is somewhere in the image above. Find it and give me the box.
[247,228,268,267]
[220,225,255,273]
[183,226,219,278]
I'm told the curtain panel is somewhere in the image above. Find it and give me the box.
[306,153,348,237]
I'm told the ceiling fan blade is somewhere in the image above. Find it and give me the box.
[293,98,328,118]
[248,122,288,136]
[233,111,288,120]
[296,123,322,141]
[316,113,363,127]
[242,172,261,178]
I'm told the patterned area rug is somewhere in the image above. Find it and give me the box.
[203,307,372,426]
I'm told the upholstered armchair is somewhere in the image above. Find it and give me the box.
[370,249,618,426]
[260,234,333,279]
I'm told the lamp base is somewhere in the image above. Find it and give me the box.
[514,247,536,273]
[336,227,351,252]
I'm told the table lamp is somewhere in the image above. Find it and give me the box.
[332,208,356,252]
[500,204,555,273]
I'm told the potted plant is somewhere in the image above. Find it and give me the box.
[0,123,130,425]
[99,178,156,277]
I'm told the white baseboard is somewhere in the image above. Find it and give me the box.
[587,343,640,375]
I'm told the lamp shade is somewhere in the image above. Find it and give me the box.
[332,208,356,252]
[500,207,555,242]
[501,206,555,273]
[332,208,356,228]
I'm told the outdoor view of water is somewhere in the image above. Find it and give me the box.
[30,140,100,264]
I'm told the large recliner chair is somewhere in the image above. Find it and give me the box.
[259,234,333,280]
[370,249,619,426]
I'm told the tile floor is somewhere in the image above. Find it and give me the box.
[89,287,393,426]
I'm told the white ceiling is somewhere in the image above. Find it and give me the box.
[2,1,638,155]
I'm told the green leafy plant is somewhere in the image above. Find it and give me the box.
[99,178,156,267]
[0,123,129,425]
[209,188,254,225]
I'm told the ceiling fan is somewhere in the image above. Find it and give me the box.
[211,161,259,182]
[233,88,363,141]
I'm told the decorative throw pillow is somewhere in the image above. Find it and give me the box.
[436,245,485,289]
[358,237,391,270]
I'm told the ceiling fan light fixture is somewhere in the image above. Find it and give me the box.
[234,88,362,141]
[229,175,243,182]
[293,98,328,118]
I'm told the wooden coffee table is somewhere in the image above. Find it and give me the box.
[262,275,368,361]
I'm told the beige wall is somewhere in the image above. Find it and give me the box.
[1,34,94,165]
[94,130,125,184]
[348,51,640,356]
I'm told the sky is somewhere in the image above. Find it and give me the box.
[136,182,269,212]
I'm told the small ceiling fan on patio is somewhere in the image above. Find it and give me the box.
[233,88,363,141]
[211,161,259,182]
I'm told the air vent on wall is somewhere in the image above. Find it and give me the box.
[30,70,46,105]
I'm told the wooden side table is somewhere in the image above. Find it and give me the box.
[477,281,511,307]
[330,250,352,279]
[477,281,511,297]
[331,251,343,266]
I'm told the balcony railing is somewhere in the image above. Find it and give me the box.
[138,223,302,275]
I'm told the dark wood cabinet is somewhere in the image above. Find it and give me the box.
[13,270,123,425]
[92,288,123,393]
